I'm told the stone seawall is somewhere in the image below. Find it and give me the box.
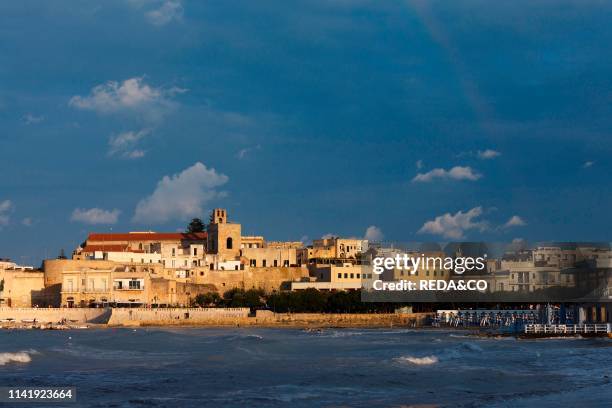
[0,307,111,323]
[107,308,433,328]
[0,307,433,328]
[107,307,251,326]
[250,311,432,328]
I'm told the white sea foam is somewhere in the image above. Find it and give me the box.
[0,351,35,366]
[397,355,439,365]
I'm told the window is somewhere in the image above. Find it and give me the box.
[344,273,348,278]
[337,273,342,278]
[283,260,289,267]
[350,273,354,279]
[129,280,141,289]
[273,260,278,267]
[262,260,267,267]
[194,248,198,256]
[250,260,257,267]
[66,279,73,292]
[172,248,176,256]
[226,237,233,249]
[357,273,360,278]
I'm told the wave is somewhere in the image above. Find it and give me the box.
[0,350,36,366]
[396,355,439,366]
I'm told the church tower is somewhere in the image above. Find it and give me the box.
[207,208,241,260]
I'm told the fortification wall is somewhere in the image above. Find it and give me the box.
[107,308,432,328]
[251,311,432,327]
[107,307,250,326]
[0,307,110,323]
[195,266,309,292]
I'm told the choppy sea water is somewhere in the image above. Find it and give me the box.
[0,328,610,407]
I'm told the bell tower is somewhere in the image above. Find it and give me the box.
[207,208,241,260]
[210,208,227,224]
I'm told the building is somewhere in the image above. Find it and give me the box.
[309,237,367,263]
[291,264,372,291]
[0,268,54,307]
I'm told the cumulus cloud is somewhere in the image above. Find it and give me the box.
[71,208,121,225]
[146,1,184,26]
[416,159,423,169]
[108,129,150,159]
[69,77,183,117]
[477,149,501,159]
[412,166,482,183]
[133,162,228,224]
[0,200,13,227]
[364,225,384,241]
[418,207,488,239]
[503,215,526,228]
[21,217,33,227]
[583,161,594,168]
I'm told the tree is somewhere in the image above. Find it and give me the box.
[193,292,221,307]
[187,218,205,233]
[222,288,265,309]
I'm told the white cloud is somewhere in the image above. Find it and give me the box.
[412,166,482,183]
[503,215,526,228]
[22,113,44,125]
[146,1,183,26]
[0,200,13,227]
[321,233,336,239]
[415,159,423,169]
[583,161,594,168]
[477,149,501,159]
[418,206,488,239]
[21,217,33,227]
[364,225,384,241]
[69,77,183,116]
[133,162,228,224]
[108,129,150,159]
[236,144,261,159]
[71,208,120,225]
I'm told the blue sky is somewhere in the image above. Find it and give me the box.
[1,0,610,265]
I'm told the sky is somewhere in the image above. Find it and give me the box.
[1,0,611,265]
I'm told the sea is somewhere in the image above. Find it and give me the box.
[0,328,610,407]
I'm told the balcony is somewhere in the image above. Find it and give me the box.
[113,286,144,291]
[62,288,110,294]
